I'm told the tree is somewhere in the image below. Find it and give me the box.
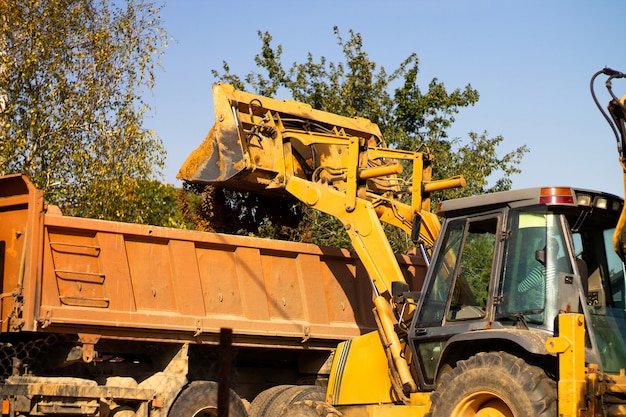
[391,64,527,204]
[199,27,527,249]
[0,0,169,223]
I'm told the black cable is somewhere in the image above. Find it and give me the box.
[590,68,624,156]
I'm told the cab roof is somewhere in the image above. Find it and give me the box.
[436,186,623,218]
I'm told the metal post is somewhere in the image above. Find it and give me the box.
[218,328,233,417]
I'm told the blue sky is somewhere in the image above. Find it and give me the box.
[148,1,626,197]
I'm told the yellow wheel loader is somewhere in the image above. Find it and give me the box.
[179,79,626,416]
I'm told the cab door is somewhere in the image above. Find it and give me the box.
[409,211,503,389]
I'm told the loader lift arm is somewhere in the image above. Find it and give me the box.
[178,83,464,395]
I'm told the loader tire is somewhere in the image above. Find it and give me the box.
[249,385,326,417]
[278,401,342,417]
[168,381,247,417]
[426,351,556,417]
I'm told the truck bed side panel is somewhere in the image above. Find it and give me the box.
[36,213,425,347]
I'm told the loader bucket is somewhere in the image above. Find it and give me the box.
[178,82,373,195]
[177,84,247,185]
[178,83,299,194]
[177,125,245,184]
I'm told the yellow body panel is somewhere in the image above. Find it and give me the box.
[327,331,395,405]
[332,393,431,417]
[546,313,587,416]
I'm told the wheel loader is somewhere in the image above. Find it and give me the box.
[179,74,626,416]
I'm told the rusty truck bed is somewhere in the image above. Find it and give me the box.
[0,175,426,350]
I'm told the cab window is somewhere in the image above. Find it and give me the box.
[418,215,499,326]
[497,209,572,327]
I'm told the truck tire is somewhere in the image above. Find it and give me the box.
[278,400,342,417]
[249,385,326,417]
[168,381,247,417]
[249,385,296,417]
[427,351,556,417]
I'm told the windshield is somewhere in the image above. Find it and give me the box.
[573,226,626,374]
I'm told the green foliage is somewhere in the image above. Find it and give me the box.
[206,27,528,249]
[122,180,189,228]
[459,232,495,306]
[391,64,479,144]
[426,132,528,207]
[0,0,168,223]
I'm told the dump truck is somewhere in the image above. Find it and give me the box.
[176,79,626,416]
[0,173,429,417]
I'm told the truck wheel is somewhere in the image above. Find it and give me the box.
[249,385,326,417]
[279,386,326,404]
[249,385,296,417]
[427,352,556,417]
[278,400,342,417]
[168,381,247,417]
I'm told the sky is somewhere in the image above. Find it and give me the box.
[147,0,626,197]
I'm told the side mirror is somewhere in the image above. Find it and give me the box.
[391,281,421,303]
[392,281,410,300]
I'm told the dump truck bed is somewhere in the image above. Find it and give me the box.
[0,175,425,350]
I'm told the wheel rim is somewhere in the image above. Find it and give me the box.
[452,391,514,417]
[190,406,218,417]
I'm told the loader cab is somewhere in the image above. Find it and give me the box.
[408,187,626,390]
